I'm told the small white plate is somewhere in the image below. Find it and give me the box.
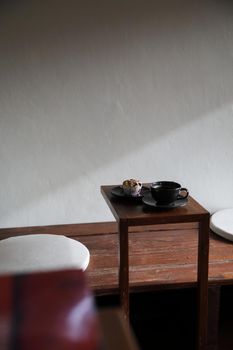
[210,208,233,241]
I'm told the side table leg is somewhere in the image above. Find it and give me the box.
[118,220,129,321]
[206,285,221,350]
[197,215,210,350]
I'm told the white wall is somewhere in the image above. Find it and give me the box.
[0,0,233,228]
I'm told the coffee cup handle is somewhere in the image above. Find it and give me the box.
[177,188,189,200]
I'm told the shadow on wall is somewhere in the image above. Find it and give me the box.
[0,0,233,223]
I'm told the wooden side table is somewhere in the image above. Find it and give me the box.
[101,185,210,350]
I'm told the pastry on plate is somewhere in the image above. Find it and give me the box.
[122,179,142,197]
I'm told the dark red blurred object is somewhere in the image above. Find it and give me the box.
[0,269,103,350]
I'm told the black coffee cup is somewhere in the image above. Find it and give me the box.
[151,181,189,204]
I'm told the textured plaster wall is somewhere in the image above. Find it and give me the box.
[0,0,233,228]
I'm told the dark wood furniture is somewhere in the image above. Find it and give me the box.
[2,222,233,292]
[101,185,210,350]
[2,221,232,292]
[2,221,233,349]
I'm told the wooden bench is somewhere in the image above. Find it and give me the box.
[1,221,232,349]
[1,221,233,293]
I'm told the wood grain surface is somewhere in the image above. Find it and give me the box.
[1,222,233,295]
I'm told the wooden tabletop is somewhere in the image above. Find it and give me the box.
[101,185,209,225]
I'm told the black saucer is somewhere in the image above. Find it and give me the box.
[142,193,188,209]
[111,186,150,201]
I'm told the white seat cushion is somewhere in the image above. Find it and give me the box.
[210,208,233,241]
[0,234,90,274]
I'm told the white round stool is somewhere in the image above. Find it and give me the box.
[0,234,90,275]
[210,208,233,241]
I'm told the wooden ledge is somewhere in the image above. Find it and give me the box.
[1,222,233,295]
